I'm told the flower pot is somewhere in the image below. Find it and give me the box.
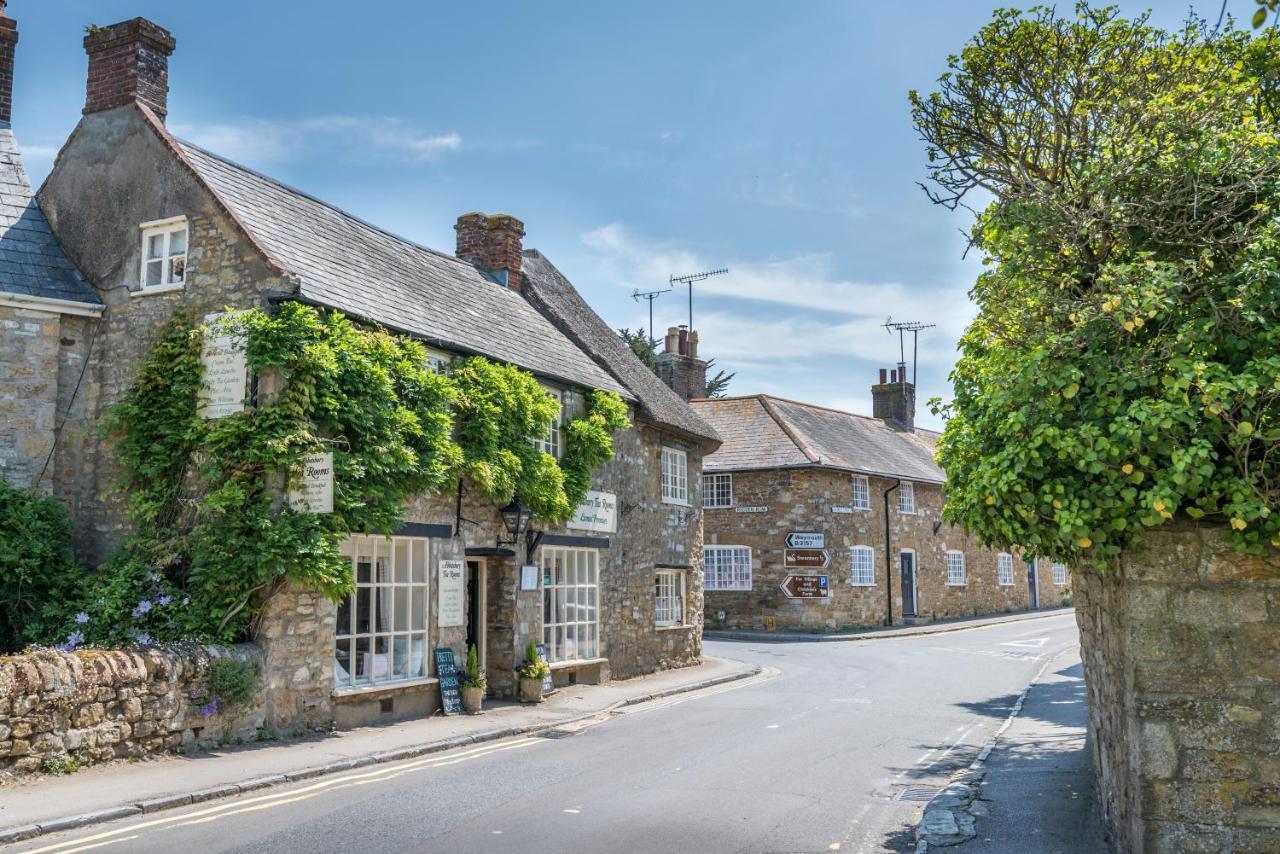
[461,684,484,714]
[518,676,544,703]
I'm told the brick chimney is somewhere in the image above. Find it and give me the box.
[83,18,177,121]
[655,325,709,401]
[0,2,17,125]
[455,212,525,289]
[872,367,915,432]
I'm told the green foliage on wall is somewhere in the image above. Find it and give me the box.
[51,302,628,648]
[0,480,87,651]
[911,6,1280,568]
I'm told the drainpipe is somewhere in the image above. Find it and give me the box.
[883,479,900,627]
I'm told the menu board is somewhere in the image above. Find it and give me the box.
[434,648,462,715]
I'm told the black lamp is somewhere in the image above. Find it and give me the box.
[499,495,533,545]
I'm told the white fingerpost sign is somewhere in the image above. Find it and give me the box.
[568,490,617,534]
[199,311,248,419]
[438,559,466,628]
[288,452,334,513]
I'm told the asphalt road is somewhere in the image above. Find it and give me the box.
[14,613,1082,854]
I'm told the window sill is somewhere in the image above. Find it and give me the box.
[132,283,186,298]
[706,588,753,593]
[997,582,1015,587]
[848,582,877,587]
[332,676,438,698]
[661,498,691,508]
[655,623,693,631]
[549,657,607,671]
[947,583,968,587]
[703,505,733,510]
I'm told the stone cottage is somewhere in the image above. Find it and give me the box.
[17,14,721,730]
[678,360,1070,632]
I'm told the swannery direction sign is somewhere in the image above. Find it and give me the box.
[784,548,830,569]
[785,531,825,550]
[780,574,830,599]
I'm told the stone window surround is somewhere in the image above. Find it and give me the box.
[946,550,967,586]
[851,474,871,510]
[898,480,916,514]
[1052,562,1068,585]
[654,568,686,628]
[702,472,733,508]
[138,215,188,292]
[661,445,689,506]
[850,545,876,586]
[705,544,752,591]
[997,552,1015,586]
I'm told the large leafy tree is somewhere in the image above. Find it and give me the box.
[912,4,1280,567]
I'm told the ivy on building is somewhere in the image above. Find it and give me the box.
[34,302,628,651]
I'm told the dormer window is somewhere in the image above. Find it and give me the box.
[140,217,188,290]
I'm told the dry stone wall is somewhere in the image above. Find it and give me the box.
[1074,522,1280,853]
[0,645,265,774]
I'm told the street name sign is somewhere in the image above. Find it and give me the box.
[785,531,825,549]
[780,574,830,599]
[784,548,829,568]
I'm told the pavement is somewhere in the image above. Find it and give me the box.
[3,612,1092,853]
[704,606,1074,643]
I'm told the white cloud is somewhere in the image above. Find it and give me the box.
[169,116,462,167]
[739,172,864,219]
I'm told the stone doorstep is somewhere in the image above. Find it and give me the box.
[0,661,763,847]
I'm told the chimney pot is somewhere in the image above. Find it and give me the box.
[879,368,887,384]
[688,329,699,360]
[677,326,689,356]
[83,18,177,121]
[454,212,525,289]
[872,367,916,432]
[664,326,679,354]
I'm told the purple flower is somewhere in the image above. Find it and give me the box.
[75,612,89,625]
[59,631,84,652]
[157,595,172,606]
[197,700,218,716]
[136,633,152,646]
[132,600,152,618]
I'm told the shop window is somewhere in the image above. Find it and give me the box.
[898,481,916,514]
[705,545,752,591]
[703,473,733,508]
[850,545,876,586]
[661,446,689,505]
[852,475,871,510]
[139,216,187,290]
[1053,563,1068,585]
[947,550,967,586]
[655,569,686,627]
[334,534,430,690]
[997,553,1015,586]
[542,546,600,663]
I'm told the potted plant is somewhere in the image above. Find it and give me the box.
[460,644,486,714]
[517,640,549,703]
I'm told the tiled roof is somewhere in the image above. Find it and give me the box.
[0,128,98,306]
[521,250,720,448]
[691,394,945,483]
[173,140,628,398]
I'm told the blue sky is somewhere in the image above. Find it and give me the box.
[18,1,1209,428]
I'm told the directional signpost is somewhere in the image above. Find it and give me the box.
[785,548,829,568]
[780,574,830,599]
[785,532,825,550]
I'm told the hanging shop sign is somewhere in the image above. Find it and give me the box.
[434,648,462,715]
[568,490,617,533]
[287,452,334,513]
[785,531,825,549]
[784,548,830,569]
[780,574,831,600]
[438,559,466,628]
[198,311,248,419]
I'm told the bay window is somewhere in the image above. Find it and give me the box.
[334,534,430,690]
[542,546,600,663]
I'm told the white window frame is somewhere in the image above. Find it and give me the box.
[655,569,686,628]
[702,472,733,508]
[946,550,967,586]
[850,545,876,586]
[139,216,188,291]
[424,346,453,375]
[898,481,916,514]
[532,387,563,459]
[704,545,752,591]
[661,446,689,505]
[334,534,431,691]
[997,552,1015,586]
[851,475,871,511]
[1053,563,1068,585]
[541,546,600,663]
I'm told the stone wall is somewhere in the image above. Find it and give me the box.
[704,468,1070,632]
[0,305,59,490]
[0,645,265,773]
[1074,522,1280,853]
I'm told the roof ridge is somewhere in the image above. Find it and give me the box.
[173,136,475,272]
[756,394,821,464]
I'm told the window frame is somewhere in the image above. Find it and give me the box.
[541,546,600,664]
[898,481,916,514]
[997,552,1015,586]
[1053,563,1068,585]
[702,472,733,509]
[139,216,189,291]
[704,544,752,591]
[851,475,871,511]
[654,569,687,628]
[661,446,690,506]
[333,534,431,691]
[849,545,876,587]
[532,387,564,459]
[946,550,967,586]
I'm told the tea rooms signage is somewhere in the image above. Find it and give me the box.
[198,311,248,419]
[288,452,334,514]
[568,490,617,534]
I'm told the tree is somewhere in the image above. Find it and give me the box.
[704,362,736,398]
[912,4,1280,567]
[617,327,735,397]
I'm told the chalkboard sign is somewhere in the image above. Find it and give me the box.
[434,648,462,715]
[535,643,555,695]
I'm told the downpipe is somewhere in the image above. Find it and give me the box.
[883,479,900,627]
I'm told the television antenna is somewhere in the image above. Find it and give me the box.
[670,268,728,333]
[632,286,672,345]
[882,318,936,387]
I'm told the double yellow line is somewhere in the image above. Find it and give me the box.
[23,739,544,854]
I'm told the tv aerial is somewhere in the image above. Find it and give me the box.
[670,268,728,333]
[632,286,672,344]
[882,317,936,386]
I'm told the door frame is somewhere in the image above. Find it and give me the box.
[899,548,918,618]
[465,558,488,670]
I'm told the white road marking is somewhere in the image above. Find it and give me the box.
[999,637,1049,648]
[563,809,581,814]
[56,838,139,853]
[767,724,780,729]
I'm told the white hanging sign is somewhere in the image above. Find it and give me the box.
[568,490,617,533]
[288,452,334,513]
[198,311,248,419]
[438,559,466,628]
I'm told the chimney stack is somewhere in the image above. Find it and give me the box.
[0,2,16,125]
[83,18,176,121]
[872,367,915,432]
[455,212,525,289]
[655,325,709,401]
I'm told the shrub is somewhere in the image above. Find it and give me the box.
[0,481,86,652]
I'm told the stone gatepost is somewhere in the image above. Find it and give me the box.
[253,581,336,732]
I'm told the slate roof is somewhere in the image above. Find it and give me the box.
[520,250,720,448]
[173,139,628,399]
[691,395,945,484]
[0,128,97,305]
